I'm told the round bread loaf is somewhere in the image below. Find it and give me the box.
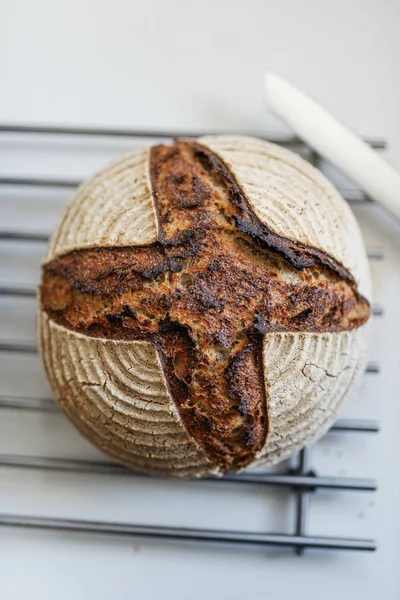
[38,135,371,477]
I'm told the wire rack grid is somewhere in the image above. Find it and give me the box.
[0,123,383,554]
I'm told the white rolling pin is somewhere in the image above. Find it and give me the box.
[265,72,400,221]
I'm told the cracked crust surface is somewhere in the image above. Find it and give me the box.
[39,313,215,476]
[256,329,367,466]
[39,137,371,476]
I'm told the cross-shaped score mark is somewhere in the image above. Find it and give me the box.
[40,141,370,471]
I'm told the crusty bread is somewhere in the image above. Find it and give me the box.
[38,136,371,477]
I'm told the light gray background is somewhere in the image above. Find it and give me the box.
[0,1,399,598]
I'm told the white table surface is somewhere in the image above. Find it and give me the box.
[1,1,400,598]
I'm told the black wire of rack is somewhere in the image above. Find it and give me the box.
[0,123,382,554]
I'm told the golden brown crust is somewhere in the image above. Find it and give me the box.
[40,141,370,472]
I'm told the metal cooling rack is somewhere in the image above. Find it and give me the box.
[0,123,382,554]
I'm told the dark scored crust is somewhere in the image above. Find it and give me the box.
[191,143,356,281]
[41,141,370,472]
